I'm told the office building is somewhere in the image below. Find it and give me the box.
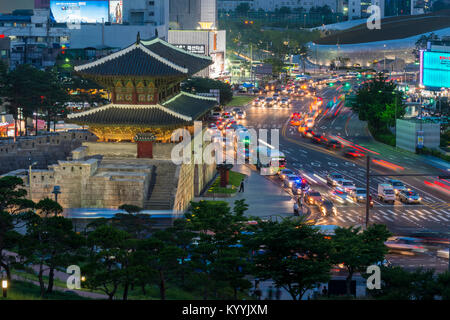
[170,0,217,30]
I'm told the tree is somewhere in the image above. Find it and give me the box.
[436,271,450,300]
[35,197,63,217]
[331,224,391,295]
[84,225,133,300]
[371,266,439,300]
[299,45,310,74]
[135,232,184,300]
[110,204,153,239]
[19,210,83,296]
[0,176,34,213]
[0,211,24,281]
[235,3,251,15]
[183,200,252,299]
[351,73,405,137]
[244,217,333,300]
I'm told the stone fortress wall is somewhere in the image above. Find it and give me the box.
[0,130,98,175]
[4,131,217,214]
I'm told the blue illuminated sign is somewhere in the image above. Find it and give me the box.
[50,1,109,24]
[422,51,450,88]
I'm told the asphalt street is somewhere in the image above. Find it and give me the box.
[226,83,449,271]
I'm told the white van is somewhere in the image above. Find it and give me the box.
[378,183,395,204]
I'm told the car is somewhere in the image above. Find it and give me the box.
[351,188,367,202]
[231,107,241,115]
[325,139,343,149]
[398,189,421,204]
[301,128,314,138]
[304,118,315,128]
[384,236,427,254]
[279,98,290,107]
[292,179,310,195]
[290,115,302,126]
[319,200,337,217]
[263,97,274,107]
[210,112,222,121]
[326,172,345,186]
[284,174,301,188]
[331,187,348,203]
[311,134,327,144]
[208,122,217,129]
[279,168,294,179]
[378,183,395,204]
[343,147,365,158]
[304,190,322,206]
[236,111,246,119]
[253,97,264,106]
[272,93,281,101]
[337,180,356,193]
[387,179,407,195]
[437,249,449,259]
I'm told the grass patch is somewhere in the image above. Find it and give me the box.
[416,146,450,162]
[226,96,254,107]
[1,280,90,300]
[207,171,246,195]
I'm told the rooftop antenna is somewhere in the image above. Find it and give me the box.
[137,32,141,45]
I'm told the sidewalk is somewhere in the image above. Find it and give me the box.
[195,164,305,220]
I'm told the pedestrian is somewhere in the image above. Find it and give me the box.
[267,286,273,300]
[293,202,299,216]
[239,180,244,192]
[275,287,282,300]
[322,286,328,297]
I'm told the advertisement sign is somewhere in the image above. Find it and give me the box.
[109,0,122,24]
[417,131,424,149]
[421,51,450,88]
[50,1,109,24]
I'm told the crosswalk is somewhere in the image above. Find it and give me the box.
[314,207,450,226]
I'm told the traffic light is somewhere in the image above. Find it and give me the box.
[329,82,334,87]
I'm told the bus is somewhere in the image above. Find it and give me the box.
[254,146,286,175]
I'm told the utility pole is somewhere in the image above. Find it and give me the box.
[365,155,371,229]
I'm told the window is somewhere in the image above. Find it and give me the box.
[35,23,43,28]
[149,1,155,5]
[149,11,154,16]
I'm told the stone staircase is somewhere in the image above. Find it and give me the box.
[144,163,178,210]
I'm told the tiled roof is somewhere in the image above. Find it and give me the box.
[66,93,217,127]
[66,104,191,127]
[163,92,218,120]
[74,43,188,77]
[143,38,212,75]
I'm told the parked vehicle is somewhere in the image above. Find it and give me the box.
[378,183,395,204]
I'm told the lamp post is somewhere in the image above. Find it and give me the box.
[52,185,61,203]
[2,278,8,298]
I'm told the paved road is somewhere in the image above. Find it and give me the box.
[225,87,449,271]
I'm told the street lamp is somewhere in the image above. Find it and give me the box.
[2,278,8,298]
[52,185,61,203]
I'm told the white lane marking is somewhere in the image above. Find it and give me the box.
[386,209,398,216]
[336,216,346,223]
[422,209,449,222]
[415,210,441,222]
[431,210,450,220]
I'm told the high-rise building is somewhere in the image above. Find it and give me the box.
[0,0,34,13]
[170,0,217,30]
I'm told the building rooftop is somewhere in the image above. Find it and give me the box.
[74,37,212,77]
[66,92,217,128]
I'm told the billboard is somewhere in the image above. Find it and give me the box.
[50,1,109,24]
[109,0,123,24]
[421,51,450,88]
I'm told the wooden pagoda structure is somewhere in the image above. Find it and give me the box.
[67,35,218,144]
